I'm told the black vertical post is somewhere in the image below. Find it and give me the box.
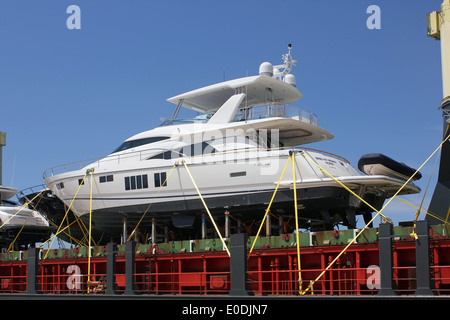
[124,241,139,295]
[428,100,450,226]
[229,233,253,296]
[105,242,118,295]
[26,247,41,295]
[378,223,396,296]
[415,220,434,295]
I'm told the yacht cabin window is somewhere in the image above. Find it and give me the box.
[125,174,149,191]
[99,175,114,183]
[147,142,216,160]
[154,172,167,188]
[111,136,170,154]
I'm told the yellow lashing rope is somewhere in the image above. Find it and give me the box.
[64,204,72,246]
[394,196,450,227]
[39,219,84,249]
[0,189,45,231]
[181,160,231,257]
[291,152,302,293]
[41,171,90,257]
[300,133,450,295]
[127,162,178,241]
[248,154,291,258]
[246,152,302,292]
[410,150,440,239]
[46,218,85,247]
[443,125,450,225]
[7,192,45,252]
[71,206,94,247]
[301,208,381,295]
[87,169,94,293]
[300,151,392,224]
[445,206,450,225]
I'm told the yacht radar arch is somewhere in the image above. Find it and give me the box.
[272,43,298,81]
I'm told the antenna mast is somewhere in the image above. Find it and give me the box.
[273,44,298,80]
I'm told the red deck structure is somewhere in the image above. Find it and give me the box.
[1,222,450,297]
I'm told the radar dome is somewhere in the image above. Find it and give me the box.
[259,62,273,77]
[284,74,296,87]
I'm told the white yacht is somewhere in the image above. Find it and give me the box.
[43,47,421,240]
[0,186,51,249]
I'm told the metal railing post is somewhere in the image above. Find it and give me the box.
[415,220,434,295]
[124,241,139,295]
[229,233,253,296]
[378,223,397,296]
[105,242,118,295]
[26,247,41,295]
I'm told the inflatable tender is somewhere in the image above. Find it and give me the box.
[358,153,422,181]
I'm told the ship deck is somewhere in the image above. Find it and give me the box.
[0,222,449,297]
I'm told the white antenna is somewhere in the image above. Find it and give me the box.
[273,44,297,80]
[258,44,298,87]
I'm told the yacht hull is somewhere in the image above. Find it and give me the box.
[71,185,384,242]
[44,150,421,243]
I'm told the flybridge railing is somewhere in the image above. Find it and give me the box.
[234,104,319,126]
[160,105,320,127]
[298,107,319,126]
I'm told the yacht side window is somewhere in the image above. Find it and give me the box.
[111,136,170,154]
[124,175,149,191]
[147,142,216,160]
[154,172,167,187]
[180,142,217,157]
[99,175,114,183]
[148,150,179,160]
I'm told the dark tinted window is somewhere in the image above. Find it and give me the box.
[147,142,216,160]
[161,172,167,186]
[142,174,148,188]
[148,150,176,160]
[154,172,167,187]
[154,173,160,187]
[136,175,142,189]
[111,136,170,154]
[124,175,149,191]
[181,142,216,157]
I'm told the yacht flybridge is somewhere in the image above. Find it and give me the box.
[43,46,422,241]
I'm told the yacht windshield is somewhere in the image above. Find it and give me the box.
[111,136,170,154]
[159,113,212,127]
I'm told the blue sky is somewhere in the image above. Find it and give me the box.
[0,0,446,228]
